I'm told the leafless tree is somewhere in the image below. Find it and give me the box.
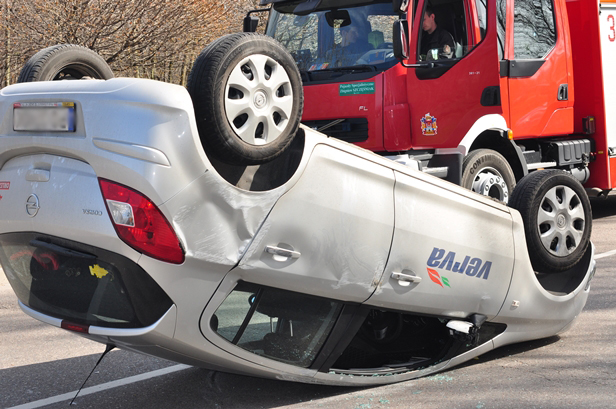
[0,0,264,87]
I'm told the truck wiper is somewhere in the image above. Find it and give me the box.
[300,65,377,82]
[321,65,377,73]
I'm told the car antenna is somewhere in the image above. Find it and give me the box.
[69,344,115,406]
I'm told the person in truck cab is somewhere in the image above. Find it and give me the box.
[420,7,456,60]
[340,23,374,56]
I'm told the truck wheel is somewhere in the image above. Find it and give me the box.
[461,149,515,203]
[509,170,591,273]
[187,33,303,165]
[17,44,113,82]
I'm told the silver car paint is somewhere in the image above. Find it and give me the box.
[0,78,595,385]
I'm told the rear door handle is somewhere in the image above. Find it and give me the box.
[391,270,422,286]
[265,245,301,260]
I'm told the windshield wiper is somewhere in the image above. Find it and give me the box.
[299,64,376,77]
[322,65,377,73]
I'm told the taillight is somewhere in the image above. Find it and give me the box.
[99,178,185,264]
[62,320,90,334]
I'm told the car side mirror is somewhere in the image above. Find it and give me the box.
[243,15,259,32]
[393,20,410,60]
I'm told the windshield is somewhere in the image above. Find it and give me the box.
[266,1,399,72]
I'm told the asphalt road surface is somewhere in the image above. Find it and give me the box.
[2,196,616,409]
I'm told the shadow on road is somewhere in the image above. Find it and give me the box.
[0,349,362,409]
[455,335,561,371]
[590,194,616,219]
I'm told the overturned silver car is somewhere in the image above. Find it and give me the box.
[0,34,595,386]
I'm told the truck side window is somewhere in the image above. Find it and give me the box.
[477,0,487,41]
[497,0,506,59]
[513,0,556,59]
[417,0,468,62]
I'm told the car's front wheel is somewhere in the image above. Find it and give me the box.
[509,170,592,273]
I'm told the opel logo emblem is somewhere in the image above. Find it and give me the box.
[26,194,40,217]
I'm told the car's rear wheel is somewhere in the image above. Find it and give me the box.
[461,149,516,203]
[187,33,303,165]
[509,170,592,273]
[18,44,113,82]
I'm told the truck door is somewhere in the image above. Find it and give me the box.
[409,0,502,149]
[504,0,573,138]
[600,1,616,186]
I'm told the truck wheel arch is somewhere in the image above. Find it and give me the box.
[457,115,527,182]
[469,130,527,182]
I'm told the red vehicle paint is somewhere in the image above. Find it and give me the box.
[255,0,616,201]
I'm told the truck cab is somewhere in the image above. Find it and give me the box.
[253,0,615,202]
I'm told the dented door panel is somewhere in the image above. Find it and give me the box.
[236,143,396,303]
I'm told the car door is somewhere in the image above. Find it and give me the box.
[365,170,514,319]
[505,0,573,138]
[234,142,396,303]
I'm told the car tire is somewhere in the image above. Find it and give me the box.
[509,170,592,273]
[187,33,303,165]
[18,44,113,82]
[461,149,516,203]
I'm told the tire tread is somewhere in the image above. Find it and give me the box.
[18,44,113,82]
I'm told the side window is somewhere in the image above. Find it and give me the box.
[477,0,487,41]
[513,0,556,59]
[417,0,468,62]
[497,0,507,59]
[214,282,342,368]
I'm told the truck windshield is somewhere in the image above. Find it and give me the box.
[266,1,399,73]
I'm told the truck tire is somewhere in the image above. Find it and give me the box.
[187,33,303,165]
[18,44,113,82]
[461,149,516,203]
[509,170,591,273]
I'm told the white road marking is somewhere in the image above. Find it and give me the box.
[595,249,616,260]
[7,364,191,409]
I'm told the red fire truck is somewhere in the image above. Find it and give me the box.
[247,0,616,202]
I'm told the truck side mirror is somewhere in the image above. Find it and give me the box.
[392,0,409,13]
[393,20,410,60]
[243,15,259,33]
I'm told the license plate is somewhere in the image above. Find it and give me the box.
[13,102,76,132]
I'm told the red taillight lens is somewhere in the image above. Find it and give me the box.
[61,320,90,334]
[99,178,185,264]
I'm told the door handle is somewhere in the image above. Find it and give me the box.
[557,84,569,101]
[391,270,422,286]
[265,245,301,260]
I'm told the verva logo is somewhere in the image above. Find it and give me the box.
[0,181,10,190]
[427,268,450,288]
[426,247,493,288]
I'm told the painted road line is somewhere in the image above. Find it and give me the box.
[7,364,191,409]
[595,249,616,260]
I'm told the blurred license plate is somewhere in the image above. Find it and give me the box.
[13,102,76,132]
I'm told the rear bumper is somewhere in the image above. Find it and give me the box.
[0,232,174,329]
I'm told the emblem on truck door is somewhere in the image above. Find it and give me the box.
[420,113,438,136]
[26,194,40,217]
